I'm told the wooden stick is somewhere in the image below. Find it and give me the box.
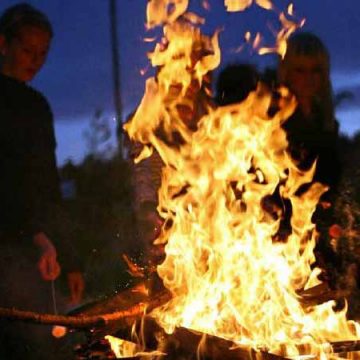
[0,289,171,329]
[0,302,146,328]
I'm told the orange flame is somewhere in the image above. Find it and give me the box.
[123,2,360,358]
[146,0,189,28]
[225,0,272,12]
[258,11,305,58]
[225,0,252,12]
[288,3,295,17]
[228,0,304,58]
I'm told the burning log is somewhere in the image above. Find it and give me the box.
[82,314,275,360]
[40,279,353,359]
[331,340,360,354]
[76,313,360,360]
[298,282,351,307]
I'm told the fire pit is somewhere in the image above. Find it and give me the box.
[71,282,360,360]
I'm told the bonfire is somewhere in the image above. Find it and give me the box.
[116,0,360,358]
[2,1,360,359]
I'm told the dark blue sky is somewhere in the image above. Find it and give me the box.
[1,0,360,165]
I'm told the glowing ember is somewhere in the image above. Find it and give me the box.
[52,325,67,338]
[122,1,360,358]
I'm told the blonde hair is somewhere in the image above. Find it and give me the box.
[279,32,335,131]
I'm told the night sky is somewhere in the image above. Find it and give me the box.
[1,0,359,165]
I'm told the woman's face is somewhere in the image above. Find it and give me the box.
[286,55,325,101]
[0,25,51,82]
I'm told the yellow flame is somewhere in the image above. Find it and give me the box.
[225,0,272,11]
[258,11,304,58]
[226,0,302,58]
[288,3,294,16]
[146,0,189,28]
[245,31,251,42]
[124,2,360,358]
[106,336,139,358]
[182,12,205,25]
[225,0,253,12]
[106,335,165,358]
[255,0,273,10]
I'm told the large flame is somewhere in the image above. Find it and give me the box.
[123,1,360,358]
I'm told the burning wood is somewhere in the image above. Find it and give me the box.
[121,0,360,359]
[0,281,358,359]
[76,314,360,359]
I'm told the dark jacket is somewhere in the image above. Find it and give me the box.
[281,106,341,276]
[0,73,79,271]
[282,107,340,190]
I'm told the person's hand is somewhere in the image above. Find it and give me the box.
[33,232,61,281]
[67,271,85,305]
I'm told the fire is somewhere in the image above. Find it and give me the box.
[123,1,360,358]
[105,335,165,358]
[224,0,273,12]
[106,336,140,358]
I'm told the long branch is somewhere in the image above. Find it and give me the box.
[0,302,146,328]
[0,290,171,329]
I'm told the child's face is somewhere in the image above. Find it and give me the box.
[286,55,325,101]
[0,25,51,82]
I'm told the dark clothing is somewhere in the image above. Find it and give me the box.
[0,73,79,271]
[0,73,61,236]
[282,108,340,190]
[279,107,341,282]
[0,74,79,358]
[0,241,75,360]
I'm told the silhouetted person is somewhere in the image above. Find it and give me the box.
[279,32,339,188]
[0,4,84,358]
[277,32,341,282]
